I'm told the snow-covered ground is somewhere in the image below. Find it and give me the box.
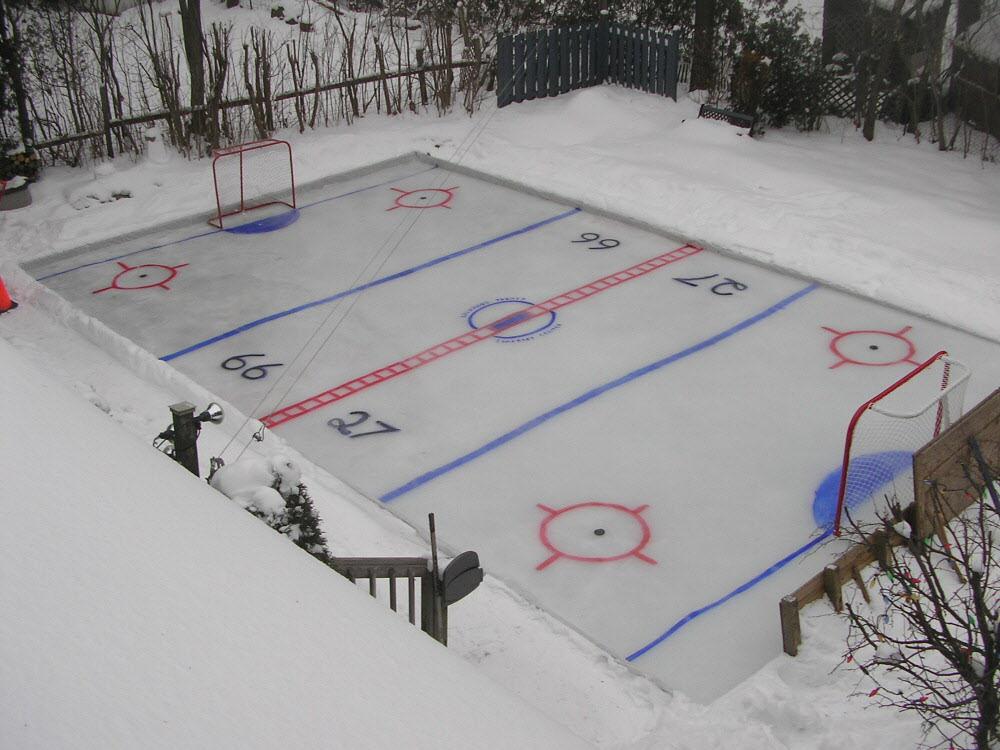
[2,86,998,748]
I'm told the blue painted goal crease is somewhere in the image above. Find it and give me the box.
[626,528,832,661]
[380,282,819,503]
[35,164,439,282]
[160,207,583,362]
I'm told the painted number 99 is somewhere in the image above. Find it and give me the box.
[572,233,620,250]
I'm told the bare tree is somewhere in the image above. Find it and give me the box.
[842,460,1000,749]
[133,1,188,154]
[689,0,716,92]
[178,0,205,142]
[0,0,35,145]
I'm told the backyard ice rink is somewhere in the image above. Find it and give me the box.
[26,154,1000,701]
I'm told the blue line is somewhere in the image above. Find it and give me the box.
[35,164,438,282]
[380,283,818,503]
[626,529,833,661]
[297,164,437,210]
[36,229,222,282]
[160,207,582,362]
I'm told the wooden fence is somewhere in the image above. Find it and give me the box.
[32,60,481,157]
[496,22,678,108]
[606,24,679,99]
[780,387,1000,656]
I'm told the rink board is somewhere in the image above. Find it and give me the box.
[25,154,1000,701]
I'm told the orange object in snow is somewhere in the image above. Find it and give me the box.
[0,275,16,313]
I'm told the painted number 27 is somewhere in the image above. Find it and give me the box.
[572,232,620,250]
[327,411,400,438]
[673,274,748,296]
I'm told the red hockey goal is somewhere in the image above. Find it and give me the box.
[209,139,296,229]
[833,351,971,536]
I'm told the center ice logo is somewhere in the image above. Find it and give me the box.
[464,297,559,342]
[536,501,657,570]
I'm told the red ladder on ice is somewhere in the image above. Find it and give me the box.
[260,243,703,429]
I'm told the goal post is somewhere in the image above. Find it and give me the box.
[833,350,971,536]
[209,139,296,229]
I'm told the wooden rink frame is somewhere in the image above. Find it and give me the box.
[780,387,1000,656]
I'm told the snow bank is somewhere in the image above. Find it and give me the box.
[0,338,590,750]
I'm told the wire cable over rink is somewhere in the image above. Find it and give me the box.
[25,154,1000,702]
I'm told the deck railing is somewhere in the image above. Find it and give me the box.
[330,556,449,645]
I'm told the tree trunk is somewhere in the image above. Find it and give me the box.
[0,0,34,146]
[178,0,206,140]
[690,0,716,92]
[862,0,906,141]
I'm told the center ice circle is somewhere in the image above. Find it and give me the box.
[466,299,557,341]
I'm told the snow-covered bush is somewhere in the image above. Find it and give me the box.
[210,454,334,565]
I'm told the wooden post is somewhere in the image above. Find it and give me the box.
[547,28,559,97]
[587,24,599,86]
[514,33,526,102]
[420,569,435,639]
[822,564,843,612]
[169,401,200,478]
[569,27,580,89]
[664,32,679,100]
[850,565,871,603]
[638,29,648,91]
[428,513,446,646]
[597,14,609,82]
[536,29,548,98]
[559,27,570,94]
[525,31,537,100]
[872,529,891,570]
[415,48,429,107]
[780,595,801,656]
[496,35,513,107]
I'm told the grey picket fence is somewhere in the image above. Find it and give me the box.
[496,22,678,108]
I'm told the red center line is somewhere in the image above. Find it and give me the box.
[260,243,703,429]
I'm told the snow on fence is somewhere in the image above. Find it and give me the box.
[495,22,679,108]
[779,388,1000,657]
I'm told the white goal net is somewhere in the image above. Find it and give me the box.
[210,139,296,229]
[834,351,971,535]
